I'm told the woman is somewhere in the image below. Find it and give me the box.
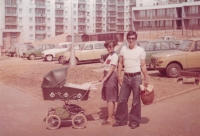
[99,40,119,125]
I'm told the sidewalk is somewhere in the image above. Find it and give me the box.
[0,82,200,136]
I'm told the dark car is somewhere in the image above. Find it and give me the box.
[100,40,178,67]
[23,44,55,60]
[7,44,34,57]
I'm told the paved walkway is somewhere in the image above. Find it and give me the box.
[0,82,200,136]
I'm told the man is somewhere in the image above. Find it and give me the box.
[113,30,148,129]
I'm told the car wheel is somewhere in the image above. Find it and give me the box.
[166,63,181,78]
[158,69,166,75]
[45,55,53,61]
[28,54,36,60]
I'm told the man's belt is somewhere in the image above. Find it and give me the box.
[124,72,141,77]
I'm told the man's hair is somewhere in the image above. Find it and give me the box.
[126,30,137,40]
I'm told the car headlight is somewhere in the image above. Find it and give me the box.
[155,58,164,65]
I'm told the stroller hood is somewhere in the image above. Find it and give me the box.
[41,67,68,88]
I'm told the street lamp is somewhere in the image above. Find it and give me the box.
[40,27,43,40]
[69,0,76,66]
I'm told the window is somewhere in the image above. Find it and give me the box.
[19,0,22,4]
[29,26,33,31]
[47,18,50,22]
[29,8,33,13]
[19,8,22,14]
[162,43,170,50]
[29,17,33,22]
[29,34,33,39]
[84,44,93,50]
[19,17,22,22]
[95,43,104,49]
[47,26,50,31]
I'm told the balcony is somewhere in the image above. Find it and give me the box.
[117,9,124,12]
[96,14,103,17]
[35,30,46,34]
[55,6,64,10]
[55,22,64,25]
[78,0,86,4]
[35,22,46,26]
[108,2,115,5]
[185,13,200,18]
[78,29,86,33]
[55,0,64,3]
[55,14,64,17]
[35,4,46,8]
[117,15,124,19]
[108,21,116,24]
[35,14,46,17]
[5,3,17,7]
[108,8,116,11]
[78,22,86,25]
[117,2,124,6]
[56,29,64,33]
[108,14,116,17]
[96,0,102,4]
[96,27,102,30]
[5,12,17,16]
[96,7,102,11]
[5,22,18,25]
[117,22,124,25]
[96,20,102,23]
[78,8,86,11]
[78,15,87,18]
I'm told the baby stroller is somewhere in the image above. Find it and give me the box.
[41,67,100,129]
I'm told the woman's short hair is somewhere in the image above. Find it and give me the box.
[104,40,117,48]
[126,30,137,40]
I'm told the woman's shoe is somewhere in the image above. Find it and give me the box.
[102,119,115,126]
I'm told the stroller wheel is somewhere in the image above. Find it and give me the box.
[46,115,61,130]
[72,114,87,129]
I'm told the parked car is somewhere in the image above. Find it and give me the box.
[150,38,200,78]
[62,41,106,64]
[54,43,82,64]
[42,42,72,61]
[100,40,178,67]
[23,44,55,60]
[158,36,180,46]
[143,40,178,67]
[7,44,34,57]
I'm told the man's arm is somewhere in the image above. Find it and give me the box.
[140,59,148,86]
[118,56,123,86]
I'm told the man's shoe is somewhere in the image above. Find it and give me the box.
[129,124,140,129]
[112,123,127,127]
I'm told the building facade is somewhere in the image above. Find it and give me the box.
[0,0,136,49]
[132,0,200,31]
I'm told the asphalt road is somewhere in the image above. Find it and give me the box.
[0,82,200,136]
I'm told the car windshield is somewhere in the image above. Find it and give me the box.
[137,41,149,48]
[76,43,85,50]
[35,45,43,49]
[178,40,193,51]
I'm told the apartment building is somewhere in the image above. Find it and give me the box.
[0,0,136,49]
[132,0,200,31]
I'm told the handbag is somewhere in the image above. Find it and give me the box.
[140,84,154,105]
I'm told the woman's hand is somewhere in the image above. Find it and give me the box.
[118,76,123,86]
[99,77,106,83]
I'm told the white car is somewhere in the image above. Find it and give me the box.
[62,41,107,64]
[42,42,72,61]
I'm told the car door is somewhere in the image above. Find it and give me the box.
[35,45,45,57]
[145,42,161,65]
[187,40,200,69]
[80,44,95,61]
[94,42,107,59]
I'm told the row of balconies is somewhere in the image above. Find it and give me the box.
[55,0,64,3]
[35,14,46,17]
[78,0,87,4]
[35,4,46,8]
[5,22,18,25]
[78,8,86,11]
[5,3,17,7]
[5,12,17,16]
